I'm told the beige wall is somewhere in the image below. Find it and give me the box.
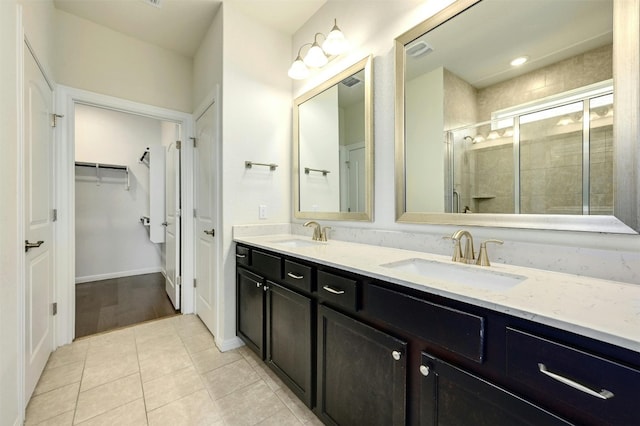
[55,9,192,113]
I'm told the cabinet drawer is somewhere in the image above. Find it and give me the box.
[283,260,313,293]
[252,250,281,280]
[506,328,640,425]
[317,270,358,312]
[365,283,485,363]
[235,245,250,266]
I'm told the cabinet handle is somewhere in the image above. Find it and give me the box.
[537,363,614,400]
[236,254,246,258]
[263,285,269,292]
[287,272,304,280]
[322,285,345,295]
[256,282,261,288]
[392,350,402,361]
[419,365,430,376]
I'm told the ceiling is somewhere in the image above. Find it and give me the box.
[405,0,613,89]
[53,0,326,58]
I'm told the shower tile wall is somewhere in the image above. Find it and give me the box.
[476,44,612,122]
[451,44,613,214]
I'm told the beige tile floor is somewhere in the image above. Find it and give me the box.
[26,315,323,426]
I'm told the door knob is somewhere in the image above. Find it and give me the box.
[203,229,215,236]
[419,365,430,376]
[161,221,168,226]
[25,240,44,252]
[392,350,402,361]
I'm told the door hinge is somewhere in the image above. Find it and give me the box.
[193,279,197,288]
[190,137,196,148]
[51,114,64,128]
[52,302,57,316]
[176,140,182,150]
[52,209,57,222]
[176,276,182,286]
[193,209,197,218]
[176,209,181,217]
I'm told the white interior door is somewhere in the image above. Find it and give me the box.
[24,45,55,402]
[347,144,365,212]
[194,102,218,334]
[165,137,181,309]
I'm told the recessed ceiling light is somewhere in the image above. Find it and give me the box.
[510,56,529,67]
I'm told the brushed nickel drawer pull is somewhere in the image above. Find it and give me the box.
[322,285,345,295]
[287,272,304,280]
[235,254,246,258]
[538,363,614,400]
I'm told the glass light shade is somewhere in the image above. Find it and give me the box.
[288,57,310,79]
[303,43,328,68]
[322,27,348,56]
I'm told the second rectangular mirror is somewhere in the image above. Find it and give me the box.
[294,55,374,221]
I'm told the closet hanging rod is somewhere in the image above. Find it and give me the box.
[75,161,130,190]
[245,161,278,171]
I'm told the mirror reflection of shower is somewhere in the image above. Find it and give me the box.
[446,81,613,215]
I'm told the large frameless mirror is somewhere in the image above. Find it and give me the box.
[394,0,639,233]
[294,55,374,221]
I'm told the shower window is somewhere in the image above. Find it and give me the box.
[446,84,613,215]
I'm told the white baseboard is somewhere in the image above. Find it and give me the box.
[216,336,244,353]
[75,267,163,284]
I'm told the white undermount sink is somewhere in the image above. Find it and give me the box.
[269,238,324,248]
[380,258,526,291]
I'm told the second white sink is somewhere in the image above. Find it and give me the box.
[381,258,526,291]
[270,238,324,248]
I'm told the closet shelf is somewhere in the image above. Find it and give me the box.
[75,161,130,190]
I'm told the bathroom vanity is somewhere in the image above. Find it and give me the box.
[234,235,639,426]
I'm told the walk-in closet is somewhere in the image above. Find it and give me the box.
[74,104,181,337]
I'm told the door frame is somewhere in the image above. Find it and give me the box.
[54,85,195,346]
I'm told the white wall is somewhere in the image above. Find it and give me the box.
[289,0,640,284]
[218,3,292,345]
[193,7,223,112]
[55,9,192,113]
[406,67,445,212]
[299,85,341,211]
[1,1,21,423]
[74,104,163,282]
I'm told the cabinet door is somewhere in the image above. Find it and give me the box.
[419,352,572,426]
[266,282,313,407]
[317,305,407,426]
[237,268,265,358]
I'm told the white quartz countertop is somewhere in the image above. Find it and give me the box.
[234,234,640,353]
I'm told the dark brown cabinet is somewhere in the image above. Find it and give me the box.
[236,246,314,408]
[235,243,640,426]
[418,352,571,426]
[266,281,313,407]
[236,267,265,358]
[317,305,407,426]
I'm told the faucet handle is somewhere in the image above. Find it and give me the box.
[320,226,332,242]
[476,239,503,267]
[443,236,464,262]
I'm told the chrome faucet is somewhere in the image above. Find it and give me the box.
[447,229,476,264]
[304,221,322,241]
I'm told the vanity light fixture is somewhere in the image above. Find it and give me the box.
[510,56,529,67]
[288,19,349,80]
